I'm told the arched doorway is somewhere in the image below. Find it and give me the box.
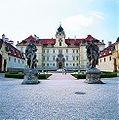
[0,54,2,72]
[58,61,63,69]
[56,53,65,69]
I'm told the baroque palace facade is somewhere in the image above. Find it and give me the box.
[16,25,105,71]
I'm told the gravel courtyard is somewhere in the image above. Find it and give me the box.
[0,73,119,120]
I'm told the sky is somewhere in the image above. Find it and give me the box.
[0,0,118,45]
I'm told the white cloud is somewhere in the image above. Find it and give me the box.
[62,12,104,31]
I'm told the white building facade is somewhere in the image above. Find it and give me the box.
[16,25,105,71]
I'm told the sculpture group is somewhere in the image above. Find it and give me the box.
[22,40,39,84]
[85,39,104,84]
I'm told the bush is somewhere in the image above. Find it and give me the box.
[5,72,52,79]
[5,73,24,79]
[72,72,117,79]
[37,74,52,79]
[101,72,117,78]
[8,71,19,74]
[71,74,86,79]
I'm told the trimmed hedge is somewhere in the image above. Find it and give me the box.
[72,72,117,79]
[71,74,86,79]
[5,73,24,79]
[37,74,52,79]
[101,72,117,78]
[5,72,52,79]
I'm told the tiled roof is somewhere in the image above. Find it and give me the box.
[5,42,25,60]
[99,43,115,58]
[17,35,100,46]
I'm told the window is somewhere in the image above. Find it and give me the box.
[53,56,55,61]
[47,63,49,66]
[66,49,68,53]
[14,58,16,63]
[73,63,75,66]
[47,49,49,53]
[73,50,75,53]
[53,63,55,66]
[9,57,11,61]
[76,56,78,60]
[104,58,106,62]
[43,63,45,66]
[77,63,78,66]
[47,57,49,61]
[59,50,62,53]
[109,56,111,61]
[73,57,75,60]
[66,63,68,66]
[18,59,20,64]
[43,56,45,61]
[100,59,101,63]
[53,50,55,53]
[76,50,78,53]
[20,47,23,52]
[66,56,68,60]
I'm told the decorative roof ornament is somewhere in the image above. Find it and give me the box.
[57,25,64,32]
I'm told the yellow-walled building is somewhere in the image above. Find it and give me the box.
[112,38,119,72]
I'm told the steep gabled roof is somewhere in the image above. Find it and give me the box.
[99,43,115,58]
[5,42,25,60]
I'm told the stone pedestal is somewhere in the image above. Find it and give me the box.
[85,68,104,84]
[22,69,40,84]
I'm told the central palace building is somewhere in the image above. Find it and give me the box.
[16,25,105,71]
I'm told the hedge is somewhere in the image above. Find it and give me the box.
[5,73,24,79]
[71,74,86,79]
[5,72,52,79]
[37,74,52,79]
[101,72,117,78]
[72,72,117,79]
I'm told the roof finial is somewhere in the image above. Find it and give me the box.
[59,21,62,26]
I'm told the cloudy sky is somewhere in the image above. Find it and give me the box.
[0,0,118,45]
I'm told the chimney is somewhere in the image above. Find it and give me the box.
[17,41,19,44]
[2,34,5,41]
[108,41,112,46]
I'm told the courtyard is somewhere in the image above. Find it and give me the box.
[0,73,119,120]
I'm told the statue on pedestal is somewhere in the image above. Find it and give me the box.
[85,40,104,84]
[86,40,99,69]
[22,40,39,84]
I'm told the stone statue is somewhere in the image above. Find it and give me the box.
[22,40,39,84]
[86,40,99,69]
[85,39,104,84]
[25,40,38,69]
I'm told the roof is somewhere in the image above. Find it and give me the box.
[99,43,115,58]
[17,35,101,47]
[4,41,25,60]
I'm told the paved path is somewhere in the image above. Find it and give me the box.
[49,73,75,80]
[0,73,119,120]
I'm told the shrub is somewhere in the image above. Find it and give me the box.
[72,72,117,79]
[101,72,117,78]
[8,71,19,74]
[37,74,52,79]
[5,73,24,79]
[71,74,86,79]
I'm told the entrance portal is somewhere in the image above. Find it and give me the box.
[58,62,63,69]
[56,53,65,69]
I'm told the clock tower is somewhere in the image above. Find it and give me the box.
[55,25,67,47]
